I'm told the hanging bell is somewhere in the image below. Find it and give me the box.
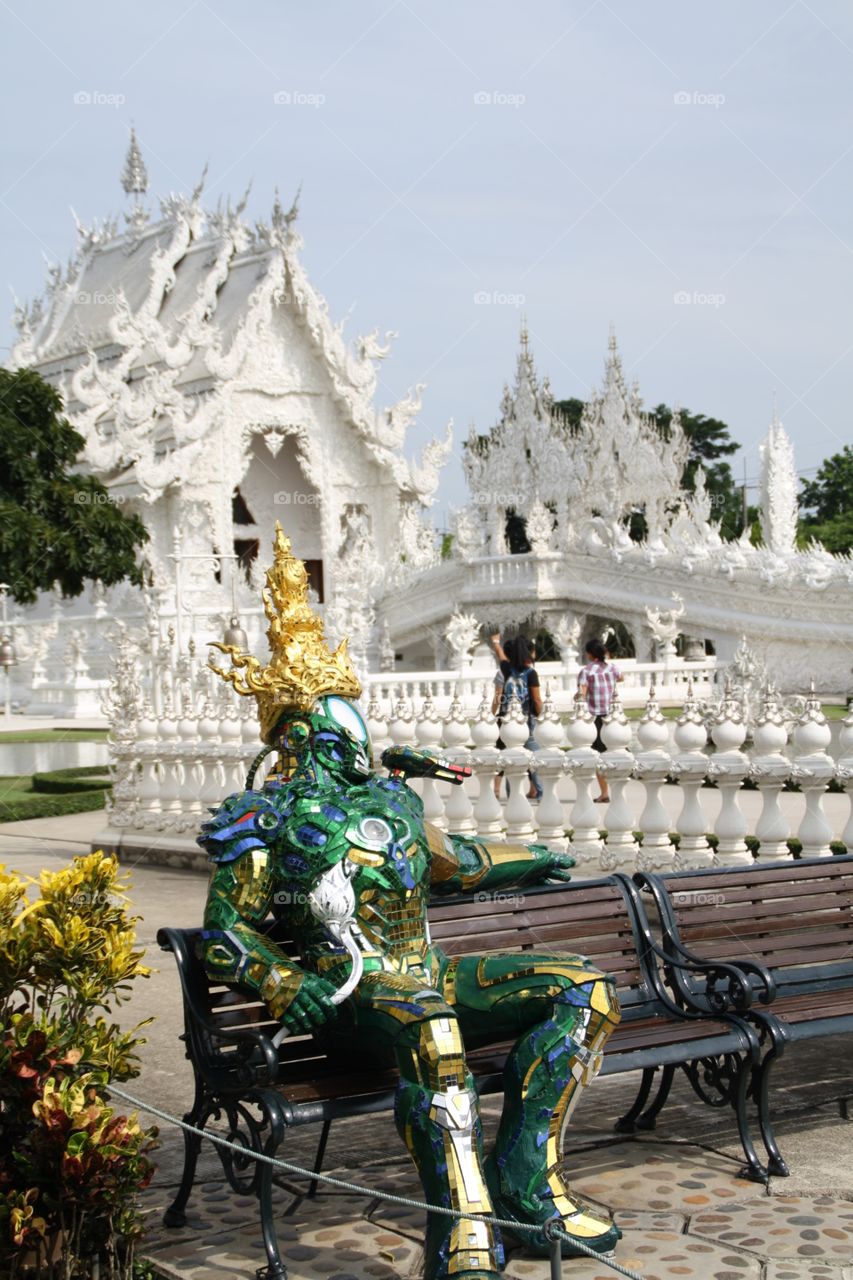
[223,616,248,650]
[0,635,16,670]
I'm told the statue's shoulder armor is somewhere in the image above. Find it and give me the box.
[369,773,425,820]
[197,789,287,864]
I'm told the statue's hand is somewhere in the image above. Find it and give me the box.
[544,851,576,881]
[279,973,340,1035]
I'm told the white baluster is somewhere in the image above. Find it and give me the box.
[416,693,446,829]
[750,687,792,861]
[219,697,245,798]
[792,684,835,858]
[635,683,676,872]
[534,684,568,850]
[500,693,536,841]
[837,707,853,853]
[565,693,603,876]
[158,692,182,823]
[470,683,505,839]
[136,699,162,828]
[708,682,752,866]
[671,682,713,869]
[365,687,389,758]
[442,695,476,835]
[599,692,638,871]
[196,685,223,811]
[177,680,203,824]
[388,695,415,747]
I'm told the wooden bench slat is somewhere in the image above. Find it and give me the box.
[663,861,852,892]
[672,891,853,926]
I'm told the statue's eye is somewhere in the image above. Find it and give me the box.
[257,811,280,831]
[316,732,345,762]
[325,697,368,744]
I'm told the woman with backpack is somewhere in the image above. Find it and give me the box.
[490,633,543,801]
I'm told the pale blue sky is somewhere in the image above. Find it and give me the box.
[2,0,851,523]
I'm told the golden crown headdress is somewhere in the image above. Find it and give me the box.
[209,523,362,742]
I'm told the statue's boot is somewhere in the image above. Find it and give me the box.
[485,980,622,1258]
[395,1016,503,1280]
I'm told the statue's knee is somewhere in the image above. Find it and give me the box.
[412,1011,468,1092]
[590,975,621,1027]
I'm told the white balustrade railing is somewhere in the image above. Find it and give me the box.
[365,656,718,713]
[103,629,853,877]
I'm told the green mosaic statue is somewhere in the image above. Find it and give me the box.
[200,525,621,1279]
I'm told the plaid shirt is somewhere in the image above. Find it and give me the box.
[579,661,620,716]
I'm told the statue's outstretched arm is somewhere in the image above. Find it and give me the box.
[199,794,337,1032]
[424,823,574,894]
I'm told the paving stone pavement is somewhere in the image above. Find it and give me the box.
[3,829,852,1279]
[138,1043,853,1280]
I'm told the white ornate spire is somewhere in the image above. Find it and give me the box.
[271,183,300,237]
[759,406,798,553]
[121,128,149,233]
[121,128,148,197]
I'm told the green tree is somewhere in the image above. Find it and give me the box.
[0,368,149,605]
[650,404,743,539]
[553,397,585,429]
[798,445,853,553]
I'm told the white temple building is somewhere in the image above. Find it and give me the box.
[5,136,853,708]
[8,134,448,711]
[379,329,853,691]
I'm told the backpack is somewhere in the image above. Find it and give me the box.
[500,667,533,720]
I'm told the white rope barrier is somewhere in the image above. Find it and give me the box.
[110,1085,646,1280]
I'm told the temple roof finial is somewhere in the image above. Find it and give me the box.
[272,183,302,235]
[121,127,148,198]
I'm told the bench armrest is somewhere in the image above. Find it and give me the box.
[631,873,776,1008]
[158,927,281,1088]
[614,874,763,1016]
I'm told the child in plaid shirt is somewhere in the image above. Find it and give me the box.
[578,639,623,803]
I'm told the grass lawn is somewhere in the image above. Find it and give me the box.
[625,702,847,721]
[0,727,110,743]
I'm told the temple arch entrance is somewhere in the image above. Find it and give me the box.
[236,431,323,597]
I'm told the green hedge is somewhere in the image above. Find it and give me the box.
[0,767,112,824]
[0,787,110,824]
[32,765,112,795]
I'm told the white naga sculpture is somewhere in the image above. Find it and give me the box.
[644,594,686,658]
[759,412,798,555]
[444,612,481,669]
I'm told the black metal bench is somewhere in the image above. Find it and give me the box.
[157,875,776,1279]
[633,854,853,1179]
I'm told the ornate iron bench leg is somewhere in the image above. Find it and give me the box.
[257,1152,288,1280]
[750,1016,790,1178]
[308,1119,332,1198]
[636,1063,675,1130]
[614,1067,656,1132]
[163,1079,206,1228]
[257,1095,289,1280]
[731,1054,768,1184]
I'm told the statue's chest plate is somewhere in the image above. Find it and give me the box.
[278,779,429,903]
[345,810,420,886]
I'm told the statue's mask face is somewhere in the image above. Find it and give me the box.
[278,696,372,783]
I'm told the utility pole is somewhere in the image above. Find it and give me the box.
[741,457,749,534]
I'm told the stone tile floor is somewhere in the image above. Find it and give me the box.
[138,1045,853,1280]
